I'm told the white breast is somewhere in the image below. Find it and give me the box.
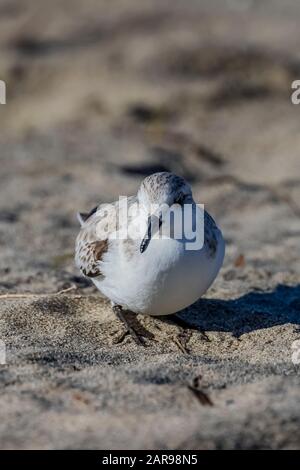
[94,206,225,316]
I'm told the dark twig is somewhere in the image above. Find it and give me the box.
[187,375,214,407]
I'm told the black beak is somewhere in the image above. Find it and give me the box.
[140,212,163,253]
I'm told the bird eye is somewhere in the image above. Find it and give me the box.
[174,193,184,205]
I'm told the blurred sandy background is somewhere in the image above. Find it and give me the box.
[0,0,300,449]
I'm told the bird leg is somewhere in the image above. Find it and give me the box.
[112,305,144,346]
[170,315,210,342]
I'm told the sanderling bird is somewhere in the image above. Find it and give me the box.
[75,172,225,344]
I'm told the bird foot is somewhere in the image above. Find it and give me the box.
[112,305,145,346]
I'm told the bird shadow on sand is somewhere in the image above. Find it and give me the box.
[169,284,300,338]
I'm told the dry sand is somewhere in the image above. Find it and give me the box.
[0,0,300,449]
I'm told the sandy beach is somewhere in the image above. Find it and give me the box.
[0,0,300,449]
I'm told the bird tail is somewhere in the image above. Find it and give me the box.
[77,212,87,226]
[76,205,98,226]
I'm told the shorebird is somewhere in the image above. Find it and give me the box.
[75,172,225,344]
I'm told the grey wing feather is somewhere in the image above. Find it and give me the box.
[75,196,137,278]
[75,206,111,278]
[204,210,219,257]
